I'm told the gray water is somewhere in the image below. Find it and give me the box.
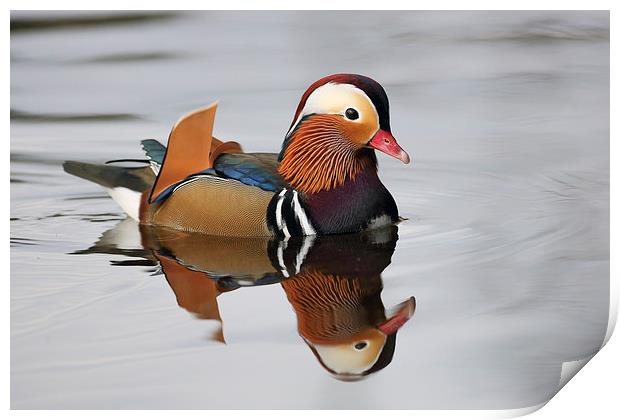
[10,11,610,410]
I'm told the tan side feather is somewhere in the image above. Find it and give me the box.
[142,177,275,237]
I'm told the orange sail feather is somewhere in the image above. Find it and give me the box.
[149,102,242,203]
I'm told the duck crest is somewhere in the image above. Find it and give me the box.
[288,74,392,132]
[278,115,377,195]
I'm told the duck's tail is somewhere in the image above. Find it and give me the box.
[62,160,154,220]
[63,102,243,218]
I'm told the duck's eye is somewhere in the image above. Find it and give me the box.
[354,341,368,350]
[345,108,359,120]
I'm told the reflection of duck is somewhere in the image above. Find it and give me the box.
[64,74,410,237]
[283,272,415,380]
[77,222,415,379]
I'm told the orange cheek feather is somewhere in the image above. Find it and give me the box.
[278,115,378,194]
[341,116,378,146]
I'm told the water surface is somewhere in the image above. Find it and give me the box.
[10,11,609,410]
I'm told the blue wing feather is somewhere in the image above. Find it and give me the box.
[140,138,286,193]
[213,153,286,192]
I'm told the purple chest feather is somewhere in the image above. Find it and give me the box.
[301,169,398,235]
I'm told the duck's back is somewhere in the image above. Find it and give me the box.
[137,146,289,236]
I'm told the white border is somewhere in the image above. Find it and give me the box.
[5,1,616,418]
[3,0,618,10]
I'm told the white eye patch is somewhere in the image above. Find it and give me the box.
[287,83,379,137]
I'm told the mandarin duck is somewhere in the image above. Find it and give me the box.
[76,222,415,379]
[64,74,410,237]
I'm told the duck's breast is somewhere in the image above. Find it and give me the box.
[303,170,398,235]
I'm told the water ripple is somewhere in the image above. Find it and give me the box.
[11,12,178,33]
[11,109,141,123]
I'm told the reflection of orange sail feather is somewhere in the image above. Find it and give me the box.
[157,253,227,343]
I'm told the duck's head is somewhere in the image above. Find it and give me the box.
[307,297,416,381]
[282,266,415,381]
[279,74,410,194]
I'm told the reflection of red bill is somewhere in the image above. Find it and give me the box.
[378,297,416,335]
[368,129,411,164]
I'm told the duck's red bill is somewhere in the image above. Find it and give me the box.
[378,297,416,335]
[369,129,411,164]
